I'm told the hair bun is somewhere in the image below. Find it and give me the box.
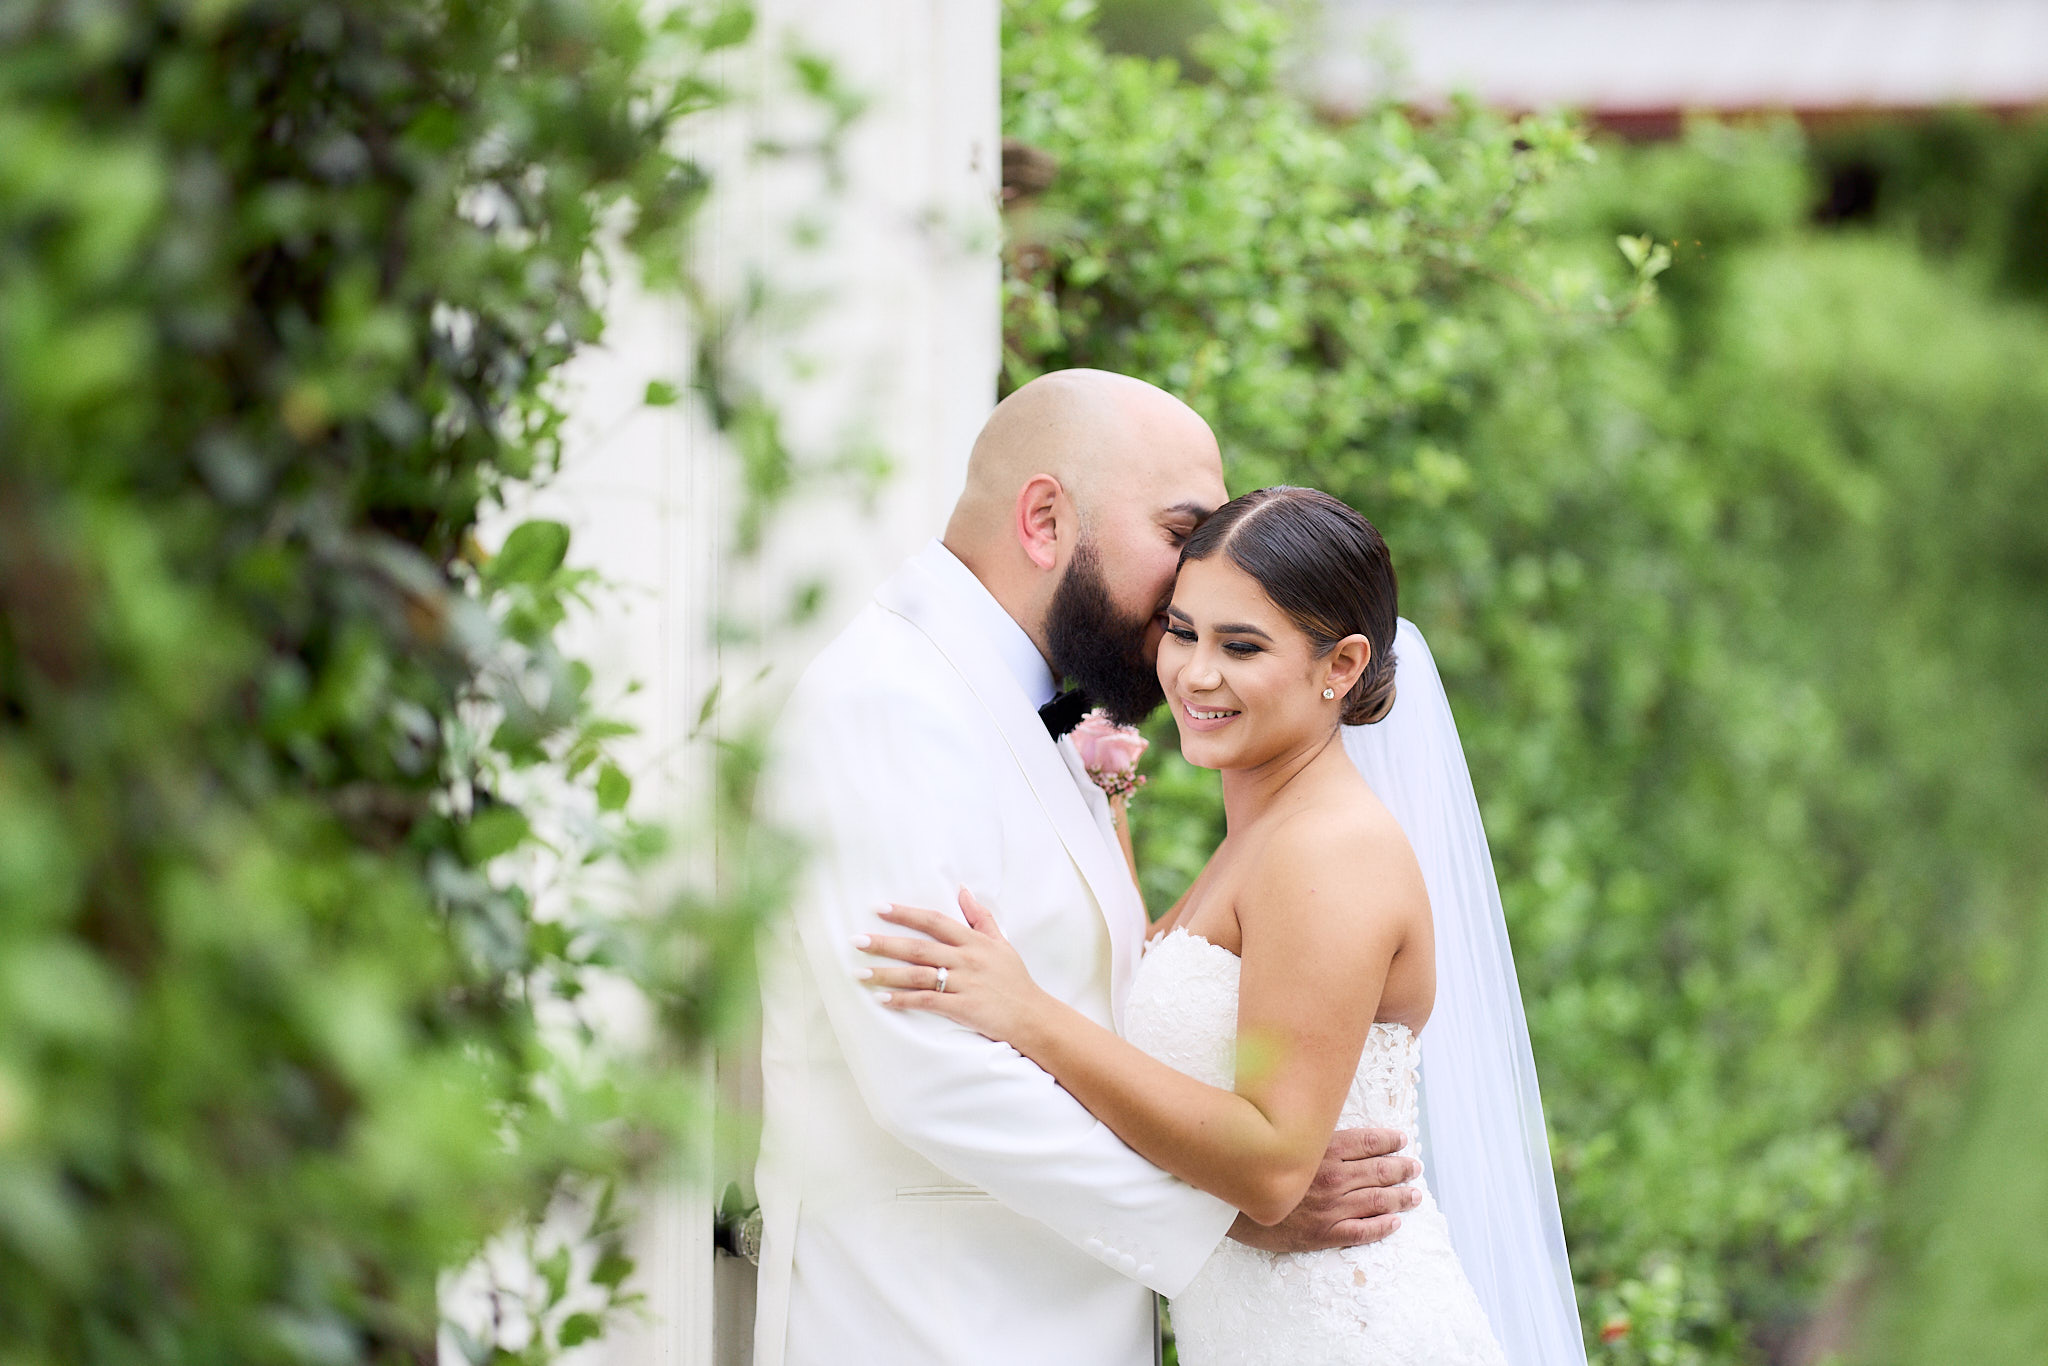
[1344,655,1397,726]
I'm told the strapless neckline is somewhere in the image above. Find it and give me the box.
[1146,923,1229,958]
[1144,924,1418,1045]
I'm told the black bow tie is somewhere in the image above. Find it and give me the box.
[1039,687,1092,739]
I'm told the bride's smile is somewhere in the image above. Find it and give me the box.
[1179,699,1242,726]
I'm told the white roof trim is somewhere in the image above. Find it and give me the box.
[1314,0,2048,115]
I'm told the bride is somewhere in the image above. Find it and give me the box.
[857,486,1578,1365]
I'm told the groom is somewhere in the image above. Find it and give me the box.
[753,370,1420,1366]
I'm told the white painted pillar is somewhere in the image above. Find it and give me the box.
[512,4,1000,1363]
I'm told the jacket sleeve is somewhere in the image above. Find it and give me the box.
[768,673,1237,1296]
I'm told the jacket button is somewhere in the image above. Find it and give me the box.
[1117,1253,1138,1273]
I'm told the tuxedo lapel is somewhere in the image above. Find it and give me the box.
[1056,735,1127,860]
[873,554,1149,1024]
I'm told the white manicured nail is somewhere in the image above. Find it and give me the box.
[852,934,871,949]
[857,968,873,980]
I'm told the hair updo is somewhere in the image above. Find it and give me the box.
[1178,486,1398,726]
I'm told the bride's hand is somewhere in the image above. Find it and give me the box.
[857,889,1050,1047]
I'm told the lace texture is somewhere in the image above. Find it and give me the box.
[1124,929,1508,1366]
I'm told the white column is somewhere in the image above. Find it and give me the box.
[513,4,1000,1363]
[740,0,1003,646]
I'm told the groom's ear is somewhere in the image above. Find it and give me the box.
[1014,473,1067,572]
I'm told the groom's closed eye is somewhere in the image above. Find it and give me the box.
[1159,500,1217,543]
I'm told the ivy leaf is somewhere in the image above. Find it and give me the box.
[489,521,571,585]
[558,1313,603,1348]
[538,1247,571,1302]
[462,807,531,863]
[596,761,631,813]
[690,680,722,739]
[529,921,570,961]
[701,5,754,51]
[592,1250,634,1290]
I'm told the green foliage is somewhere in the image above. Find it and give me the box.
[1856,933,2048,1365]
[0,0,815,1359]
[1004,5,2048,1361]
[1810,109,2048,302]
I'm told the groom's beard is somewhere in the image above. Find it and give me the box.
[1045,539,1164,728]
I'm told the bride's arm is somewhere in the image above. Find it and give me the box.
[861,816,1415,1224]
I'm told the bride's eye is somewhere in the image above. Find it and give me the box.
[1224,641,1262,656]
[1165,625,1197,644]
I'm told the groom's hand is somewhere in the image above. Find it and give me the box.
[1225,1127,1421,1253]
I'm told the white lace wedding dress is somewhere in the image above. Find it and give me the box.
[1123,928,1508,1366]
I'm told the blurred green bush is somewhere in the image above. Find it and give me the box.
[0,0,791,1360]
[1003,3,2048,1360]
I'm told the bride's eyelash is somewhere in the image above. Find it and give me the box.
[1165,625,1262,655]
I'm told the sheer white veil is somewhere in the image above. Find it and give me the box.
[1341,618,1587,1366]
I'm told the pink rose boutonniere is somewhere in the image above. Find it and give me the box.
[1069,708,1149,805]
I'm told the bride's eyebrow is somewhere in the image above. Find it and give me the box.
[1164,606,1273,641]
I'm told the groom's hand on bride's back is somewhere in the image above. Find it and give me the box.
[1225,1127,1422,1253]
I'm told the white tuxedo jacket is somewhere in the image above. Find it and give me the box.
[752,544,1236,1366]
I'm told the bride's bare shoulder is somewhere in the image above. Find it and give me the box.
[1248,790,1426,925]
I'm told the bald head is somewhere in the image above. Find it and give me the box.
[948,369,1216,544]
[943,368,1228,671]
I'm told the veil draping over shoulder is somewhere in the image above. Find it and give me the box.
[1341,619,1588,1366]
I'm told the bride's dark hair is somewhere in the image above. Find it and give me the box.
[1178,486,1398,726]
